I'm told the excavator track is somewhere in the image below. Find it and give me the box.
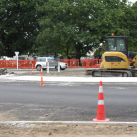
[87,69,134,77]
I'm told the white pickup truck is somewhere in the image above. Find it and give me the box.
[35,57,67,71]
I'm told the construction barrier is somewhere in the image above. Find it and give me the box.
[59,59,101,68]
[0,60,36,69]
[81,59,101,68]
[0,58,134,69]
[0,59,102,69]
[59,59,79,68]
[81,59,86,68]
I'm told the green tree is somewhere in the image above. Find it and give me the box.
[127,1,137,52]
[0,0,40,56]
[36,0,130,60]
[94,43,106,59]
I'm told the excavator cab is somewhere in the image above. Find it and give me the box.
[100,36,129,69]
[106,36,128,57]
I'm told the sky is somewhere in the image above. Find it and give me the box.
[129,0,137,3]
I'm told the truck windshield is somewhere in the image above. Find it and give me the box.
[108,38,126,51]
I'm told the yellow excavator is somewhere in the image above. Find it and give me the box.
[91,34,137,77]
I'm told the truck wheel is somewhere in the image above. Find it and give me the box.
[36,65,41,71]
[60,68,65,70]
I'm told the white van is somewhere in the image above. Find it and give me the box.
[35,57,67,71]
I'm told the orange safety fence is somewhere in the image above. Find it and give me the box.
[81,59,102,68]
[0,60,36,69]
[0,59,103,69]
[59,59,79,68]
[80,59,86,68]
[1,59,134,69]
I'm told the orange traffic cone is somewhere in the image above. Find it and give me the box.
[93,81,109,122]
[40,66,44,87]
[30,64,34,72]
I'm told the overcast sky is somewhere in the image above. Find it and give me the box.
[129,0,137,3]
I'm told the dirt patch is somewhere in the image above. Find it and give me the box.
[0,124,137,137]
[0,113,18,121]
[14,69,90,77]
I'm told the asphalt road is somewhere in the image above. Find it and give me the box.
[0,81,137,122]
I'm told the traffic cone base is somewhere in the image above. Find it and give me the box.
[40,80,44,86]
[93,118,109,122]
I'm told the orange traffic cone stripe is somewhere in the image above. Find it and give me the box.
[93,81,109,122]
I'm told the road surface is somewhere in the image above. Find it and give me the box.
[0,81,136,121]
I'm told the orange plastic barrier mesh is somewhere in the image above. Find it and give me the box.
[81,59,87,68]
[0,59,103,69]
[59,59,79,68]
[0,60,36,69]
[81,59,102,68]
[18,60,36,69]
[2,58,134,69]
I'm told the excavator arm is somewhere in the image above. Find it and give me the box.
[129,54,137,68]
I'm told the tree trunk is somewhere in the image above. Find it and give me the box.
[75,42,82,66]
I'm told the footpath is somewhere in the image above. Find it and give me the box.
[1,68,137,82]
[2,75,137,82]
[0,68,137,136]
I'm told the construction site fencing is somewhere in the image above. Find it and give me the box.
[58,59,101,68]
[0,60,36,69]
[81,59,101,68]
[0,59,103,69]
[59,59,79,68]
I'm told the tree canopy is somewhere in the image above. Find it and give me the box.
[0,0,40,56]
[36,0,131,59]
[127,1,137,51]
[0,0,137,59]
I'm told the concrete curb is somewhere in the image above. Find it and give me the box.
[1,121,137,127]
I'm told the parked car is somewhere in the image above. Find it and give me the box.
[35,57,67,71]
